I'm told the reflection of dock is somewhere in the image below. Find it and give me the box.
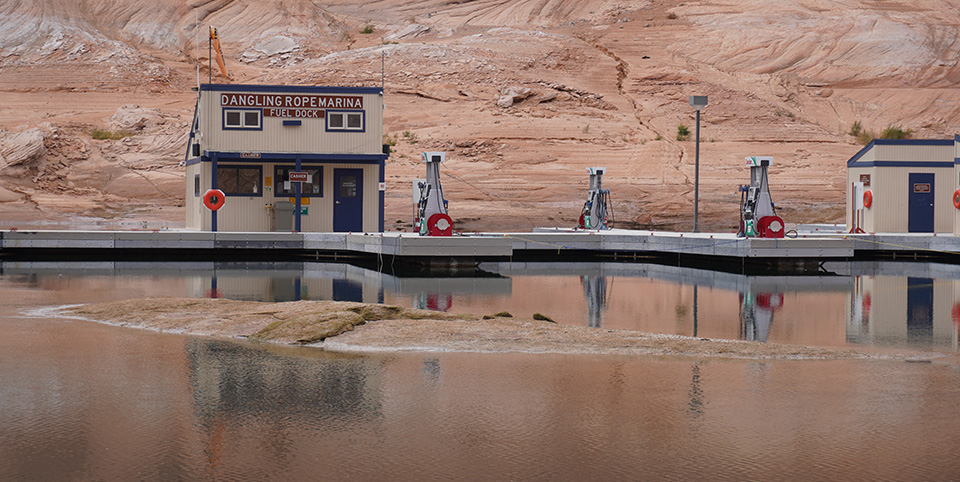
[0,261,511,306]
[481,261,854,293]
[5,229,960,274]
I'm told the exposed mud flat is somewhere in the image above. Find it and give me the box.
[61,297,943,361]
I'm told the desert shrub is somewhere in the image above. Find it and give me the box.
[848,120,863,137]
[880,125,912,140]
[676,124,690,141]
[91,129,132,140]
[360,25,374,34]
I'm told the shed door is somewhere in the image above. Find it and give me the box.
[908,173,935,233]
[333,168,363,232]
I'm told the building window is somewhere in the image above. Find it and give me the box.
[194,174,200,197]
[217,165,262,196]
[223,109,262,130]
[275,166,322,196]
[326,111,364,132]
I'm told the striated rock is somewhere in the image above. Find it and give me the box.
[0,128,45,171]
[497,86,535,108]
[109,104,163,132]
[386,24,430,40]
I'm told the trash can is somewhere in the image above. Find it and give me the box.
[274,201,294,231]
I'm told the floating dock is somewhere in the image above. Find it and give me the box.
[3,228,960,274]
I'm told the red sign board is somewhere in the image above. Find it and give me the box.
[859,174,871,186]
[220,93,363,109]
[289,172,309,182]
[914,183,931,193]
[263,108,325,118]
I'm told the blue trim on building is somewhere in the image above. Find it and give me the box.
[201,83,383,95]
[200,151,388,163]
[282,120,302,127]
[847,138,956,167]
[850,161,955,168]
[185,157,202,167]
[379,157,385,232]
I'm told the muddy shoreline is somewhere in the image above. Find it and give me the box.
[57,297,945,361]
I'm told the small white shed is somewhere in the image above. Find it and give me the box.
[846,138,956,234]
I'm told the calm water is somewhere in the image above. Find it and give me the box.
[1,261,960,480]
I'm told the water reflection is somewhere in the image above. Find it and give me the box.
[581,274,608,327]
[1,260,958,352]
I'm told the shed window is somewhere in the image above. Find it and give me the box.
[327,111,364,131]
[275,166,323,197]
[223,109,262,129]
[217,165,262,196]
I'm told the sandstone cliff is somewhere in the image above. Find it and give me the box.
[2,0,958,231]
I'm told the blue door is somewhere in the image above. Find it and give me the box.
[333,168,363,232]
[908,173,935,233]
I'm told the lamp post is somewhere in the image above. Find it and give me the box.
[689,96,708,232]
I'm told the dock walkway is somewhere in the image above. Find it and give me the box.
[2,228,958,273]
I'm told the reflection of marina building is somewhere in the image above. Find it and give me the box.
[187,340,382,423]
[848,275,958,349]
[184,262,385,303]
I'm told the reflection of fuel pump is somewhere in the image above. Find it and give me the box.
[738,156,785,238]
[414,152,453,236]
[416,292,452,312]
[578,167,611,230]
[739,291,784,342]
[581,274,608,327]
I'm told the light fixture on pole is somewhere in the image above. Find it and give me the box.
[689,95,708,232]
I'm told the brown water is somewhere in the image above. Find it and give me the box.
[2,262,960,480]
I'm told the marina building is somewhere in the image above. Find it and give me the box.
[184,84,388,232]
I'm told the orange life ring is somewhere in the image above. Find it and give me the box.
[862,189,873,209]
[953,189,960,209]
[203,189,226,211]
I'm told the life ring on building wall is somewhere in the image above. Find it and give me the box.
[862,189,873,209]
[953,189,960,209]
[203,189,226,211]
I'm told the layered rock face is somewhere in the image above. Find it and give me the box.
[2,1,958,231]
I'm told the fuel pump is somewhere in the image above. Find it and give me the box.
[578,167,611,230]
[414,151,453,236]
[738,156,785,238]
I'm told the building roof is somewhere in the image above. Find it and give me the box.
[200,83,383,95]
[846,138,955,168]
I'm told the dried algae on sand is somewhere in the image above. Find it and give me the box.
[61,297,938,361]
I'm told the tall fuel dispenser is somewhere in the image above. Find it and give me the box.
[738,156,785,238]
[414,151,453,236]
[578,167,611,230]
